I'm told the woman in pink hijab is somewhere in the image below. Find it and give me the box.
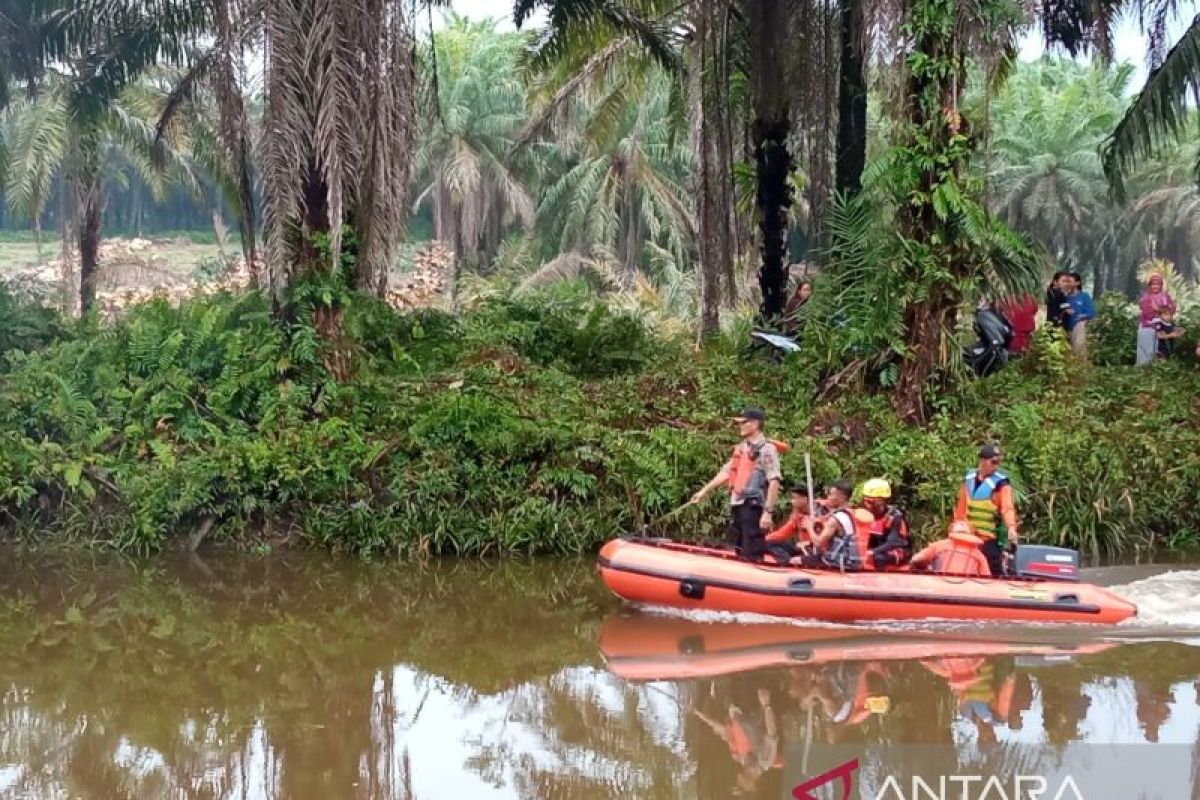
[1137,274,1175,365]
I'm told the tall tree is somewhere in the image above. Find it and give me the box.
[835,0,868,196]
[884,0,1039,423]
[533,76,694,278]
[988,59,1132,274]
[1,0,211,313]
[744,0,795,321]
[2,76,206,309]
[688,0,737,338]
[157,0,260,282]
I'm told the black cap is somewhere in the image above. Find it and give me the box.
[979,443,1002,460]
[734,406,765,422]
[789,483,810,495]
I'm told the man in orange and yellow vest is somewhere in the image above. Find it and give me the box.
[691,407,783,560]
[859,478,912,570]
[953,443,1020,577]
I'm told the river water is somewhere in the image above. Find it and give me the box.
[1,550,1199,799]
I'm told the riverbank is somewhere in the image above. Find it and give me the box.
[0,283,1197,556]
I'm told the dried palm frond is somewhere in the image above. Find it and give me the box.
[517,250,624,291]
[259,0,420,299]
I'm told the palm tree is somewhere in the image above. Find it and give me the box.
[1124,139,1200,283]
[1,0,212,313]
[2,74,209,311]
[154,0,260,282]
[534,76,694,283]
[411,16,535,277]
[253,0,427,308]
[988,59,1132,283]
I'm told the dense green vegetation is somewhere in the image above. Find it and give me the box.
[1,2,1199,555]
[0,283,1195,556]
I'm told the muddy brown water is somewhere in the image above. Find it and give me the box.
[1,550,1198,799]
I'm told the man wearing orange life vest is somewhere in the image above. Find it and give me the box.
[910,521,991,575]
[859,478,912,570]
[691,407,783,560]
[953,443,1020,577]
[765,483,824,560]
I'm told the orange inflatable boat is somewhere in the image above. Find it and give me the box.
[598,614,1118,681]
[597,538,1137,624]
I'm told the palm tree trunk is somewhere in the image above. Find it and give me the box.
[58,171,77,315]
[752,117,792,320]
[34,217,43,263]
[77,171,102,315]
[690,6,719,340]
[835,0,867,195]
[1171,233,1192,282]
[745,0,794,321]
[132,180,143,237]
[213,0,259,284]
[621,183,640,279]
[690,0,736,340]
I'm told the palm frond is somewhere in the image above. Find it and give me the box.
[514,34,633,150]
[154,45,216,141]
[1102,15,1200,201]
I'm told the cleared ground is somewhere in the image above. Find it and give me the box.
[0,237,226,277]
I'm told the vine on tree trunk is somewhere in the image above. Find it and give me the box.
[887,0,1032,424]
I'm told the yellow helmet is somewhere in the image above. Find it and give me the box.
[861,478,892,499]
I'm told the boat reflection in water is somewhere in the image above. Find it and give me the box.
[598,612,1200,799]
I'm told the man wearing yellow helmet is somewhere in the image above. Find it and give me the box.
[860,478,912,570]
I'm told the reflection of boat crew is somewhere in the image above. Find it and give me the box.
[693,688,781,795]
[921,658,1025,743]
[788,662,892,735]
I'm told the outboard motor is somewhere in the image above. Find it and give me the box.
[964,307,1014,376]
[1014,545,1080,582]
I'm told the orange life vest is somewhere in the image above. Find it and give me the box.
[727,438,789,503]
[925,534,989,576]
[868,506,911,566]
[726,718,753,759]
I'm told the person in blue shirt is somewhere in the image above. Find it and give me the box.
[1061,272,1095,359]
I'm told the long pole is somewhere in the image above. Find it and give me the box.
[804,453,816,515]
[804,453,817,552]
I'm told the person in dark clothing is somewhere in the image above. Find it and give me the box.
[782,278,813,336]
[1045,271,1069,329]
